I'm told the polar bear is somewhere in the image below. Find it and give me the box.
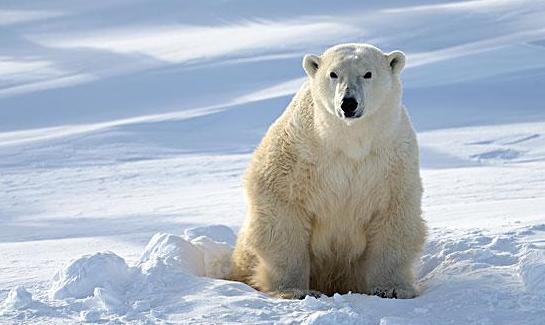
[228,43,427,299]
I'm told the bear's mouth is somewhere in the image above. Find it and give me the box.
[336,108,363,120]
[346,113,363,119]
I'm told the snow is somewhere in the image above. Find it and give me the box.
[1,0,545,324]
[49,252,133,300]
[2,286,33,311]
[137,229,234,278]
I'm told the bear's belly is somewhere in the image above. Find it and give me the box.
[309,215,368,260]
[309,218,368,294]
[305,153,390,293]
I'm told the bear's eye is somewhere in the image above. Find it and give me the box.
[363,72,372,79]
[329,72,338,79]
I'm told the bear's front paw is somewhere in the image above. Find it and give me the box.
[371,285,416,299]
[271,289,323,300]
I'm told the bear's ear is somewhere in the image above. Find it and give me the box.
[386,51,406,75]
[303,54,321,78]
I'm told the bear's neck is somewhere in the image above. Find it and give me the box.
[312,97,402,161]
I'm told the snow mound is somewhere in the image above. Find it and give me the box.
[1,286,33,310]
[83,287,126,314]
[39,225,236,321]
[191,235,233,278]
[518,244,545,295]
[137,232,206,276]
[50,225,235,302]
[138,228,234,278]
[183,224,237,245]
[49,251,133,300]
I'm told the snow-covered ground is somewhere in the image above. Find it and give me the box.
[1,0,545,324]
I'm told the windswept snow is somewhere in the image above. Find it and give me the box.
[1,0,545,324]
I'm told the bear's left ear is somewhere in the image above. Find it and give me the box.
[303,54,321,78]
[386,51,406,75]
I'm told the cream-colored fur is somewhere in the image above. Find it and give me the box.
[228,43,427,299]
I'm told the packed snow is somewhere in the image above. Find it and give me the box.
[1,0,545,324]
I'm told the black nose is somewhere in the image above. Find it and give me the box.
[341,97,358,117]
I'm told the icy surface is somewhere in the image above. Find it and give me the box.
[1,0,545,324]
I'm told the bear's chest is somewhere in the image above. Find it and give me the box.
[306,152,390,259]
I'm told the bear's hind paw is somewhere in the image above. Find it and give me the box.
[271,289,322,300]
[371,286,416,299]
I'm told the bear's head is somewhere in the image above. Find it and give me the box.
[303,43,405,122]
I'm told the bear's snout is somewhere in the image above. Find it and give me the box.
[341,97,359,118]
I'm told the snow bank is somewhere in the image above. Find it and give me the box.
[40,225,236,321]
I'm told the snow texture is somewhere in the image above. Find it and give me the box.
[1,0,545,324]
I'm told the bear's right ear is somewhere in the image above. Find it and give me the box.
[303,54,321,78]
[386,51,406,75]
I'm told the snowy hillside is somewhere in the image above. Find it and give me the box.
[1,0,545,324]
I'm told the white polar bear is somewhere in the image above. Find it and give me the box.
[228,43,427,299]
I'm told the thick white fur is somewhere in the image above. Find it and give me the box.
[228,43,426,299]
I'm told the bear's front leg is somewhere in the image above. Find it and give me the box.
[359,195,426,299]
[248,203,318,299]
